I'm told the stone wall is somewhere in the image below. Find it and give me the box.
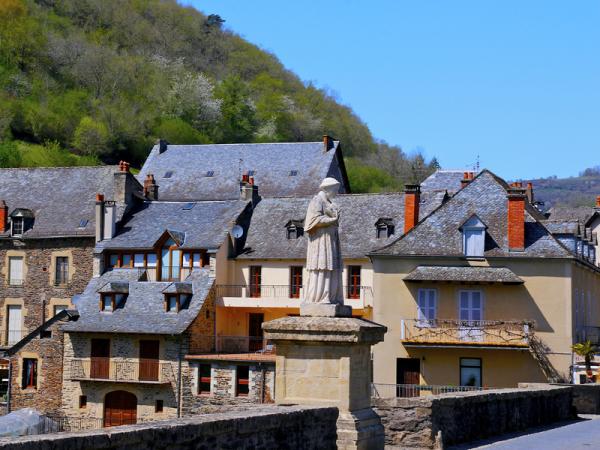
[373,385,574,449]
[0,405,339,450]
[519,382,600,415]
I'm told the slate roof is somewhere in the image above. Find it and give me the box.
[543,221,581,235]
[373,170,573,259]
[547,206,596,225]
[63,268,213,334]
[0,166,120,238]
[137,142,348,201]
[96,200,250,251]
[404,266,524,284]
[238,192,446,259]
[421,170,470,194]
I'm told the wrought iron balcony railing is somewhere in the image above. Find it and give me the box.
[69,358,175,384]
[188,335,276,355]
[400,319,533,347]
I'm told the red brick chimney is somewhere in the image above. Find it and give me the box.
[118,160,130,173]
[143,174,158,200]
[596,195,600,209]
[404,184,421,234]
[0,200,7,233]
[507,184,526,251]
[525,182,534,204]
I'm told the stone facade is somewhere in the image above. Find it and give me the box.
[0,237,94,413]
[0,405,339,450]
[373,385,574,449]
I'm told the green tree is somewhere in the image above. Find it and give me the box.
[73,117,110,156]
[0,141,22,167]
[572,341,596,376]
[214,76,257,143]
[153,118,209,145]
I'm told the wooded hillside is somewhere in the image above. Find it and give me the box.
[0,0,438,192]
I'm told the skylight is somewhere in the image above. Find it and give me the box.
[182,203,196,210]
[289,170,298,176]
[78,219,88,228]
[164,171,173,178]
[206,170,214,177]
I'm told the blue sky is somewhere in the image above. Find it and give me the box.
[185,1,599,180]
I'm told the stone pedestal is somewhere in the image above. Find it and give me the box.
[300,302,352,317]
[263,315,387,450]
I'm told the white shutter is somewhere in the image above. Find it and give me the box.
[417,289,437,324]
[9,257,23,285]
[7,305,22,344]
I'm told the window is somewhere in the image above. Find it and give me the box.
[459,291,483,324]
[289,170,298,176]
[11,217,24,236]
[165,294,191,312]
[205,170,214,177]
[155,400,164,413]
[249,266,261,298]
[285,221,304,240]
[7,305,22,344]
[236,365,249,397]
[198,364,211,395]
[55,256,69,285]
[108,254,119,268]
[460,215,486,257]
[347,266,361,299]
[182,202,196,210]
[164,171,173,178]
[78,219,88,229]
[8,256,23,286]
[460,358,482,387]
[53,305,69,316]
[79,395,87,409]
[22,358,37,389]
[417,289,437,326]
[289,266,303,299]
[375,218,395,239]
[100,293,127,312]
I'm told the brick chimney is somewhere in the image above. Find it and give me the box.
[507,183,526,252]
[323,135,334,152]
[95,194,105,243]
[143,174,159,200]
[596,195,600,210]
[0,200,7,233]
[461,172,470,188]
[118,160,130,173]
[404,184,421,234]
[525,182,534,204]
[240,174,260,206]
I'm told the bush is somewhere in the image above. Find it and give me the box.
[0,140,22,167]
[73,117,110,156]
[152,118,210,145]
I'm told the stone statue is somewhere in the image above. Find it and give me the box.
[304,177,344,305]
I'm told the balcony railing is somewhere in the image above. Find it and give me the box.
[0,329,28,347]
[400,319,533,347]
[371,383,493,398]
[69,358,175,384]
[113,267,194,282]
[188,335,276,355]
[216,284,373,308]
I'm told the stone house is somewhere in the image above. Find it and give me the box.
[0,163,142,413]
[370,170,600,391]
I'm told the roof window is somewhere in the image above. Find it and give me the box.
[165,293,191,313]
[289,170,298,176]
[205,170,214,177]
[285,220,304,240]
[460,215,487,257]
[375,218,395,239]
[164,171,173,178]
[100,293,127,312]
[78,219,88,228]
[182,203,196,211]
[10,209,34,237]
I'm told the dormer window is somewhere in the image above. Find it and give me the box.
[375,218,395,239]
[285,220,304,240]
[100,293,127,312]
[165,294,191,312]
[12,217,23,236]
[10,209,34,237]
[460,215,487,257]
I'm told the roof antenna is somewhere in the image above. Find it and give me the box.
[475,154,480,172]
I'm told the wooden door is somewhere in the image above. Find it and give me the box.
[396,358,420,397]
[104,391,137,427]
[139,340,159,381]
[90,339,110,379]
[248,313,264,352]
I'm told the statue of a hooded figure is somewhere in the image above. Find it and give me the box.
[304,177,344,305]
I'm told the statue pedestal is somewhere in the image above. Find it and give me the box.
[300,302,352,317]
[263,315,387,449]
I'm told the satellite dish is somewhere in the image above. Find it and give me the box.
[232,225,244,239]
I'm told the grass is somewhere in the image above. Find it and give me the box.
[16,141,100,167]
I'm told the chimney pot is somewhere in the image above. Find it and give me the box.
[596,195,600,208]
[249,176,254,185]
[507,187,526,251]
[403,184,421,234]
[461,172,471,188]
[0,200,7,233]
[241,174,250,183]
[95,193,104,202]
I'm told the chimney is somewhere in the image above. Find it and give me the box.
[507,185,526,251]
[404,184,421,234]
[323,135,334,152]
[103,201,116,240]
[461,172,471,188]
[95,194,105,243]
[240,176,260,207]
[143,174,159,200]
[526,182,534,205]
[158,139,169,154]
[118,160,130,173]
[596,195,600,210]
[0,200,7,233]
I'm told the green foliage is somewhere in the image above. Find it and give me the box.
[0,0,438,190]
[0,140,98,168]
[0,141,23,167]
[572,341,596,371]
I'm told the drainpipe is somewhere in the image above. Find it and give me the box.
[6,360,11,413]
[176,335,182,418]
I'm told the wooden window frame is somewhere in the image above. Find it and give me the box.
[54,256,69,285]
[164,294,191,313]
[22,358,38,389]
[198,364,211,396]
[249,266,262,298]
[289,266,303,299]
[236,365,250,397]
[100,293,127,312]
[347,266,361,299]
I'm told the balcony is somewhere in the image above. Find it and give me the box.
[69,358,175,384]
[188,335,276,356]
[400,319,532,348]
[215,285,373,309]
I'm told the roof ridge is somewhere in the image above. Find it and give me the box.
[0,165,118,171]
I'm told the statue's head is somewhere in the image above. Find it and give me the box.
[319,177,341,200]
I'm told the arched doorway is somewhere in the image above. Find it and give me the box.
[104,390,137,427]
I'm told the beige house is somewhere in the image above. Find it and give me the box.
[370,170,600,391]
